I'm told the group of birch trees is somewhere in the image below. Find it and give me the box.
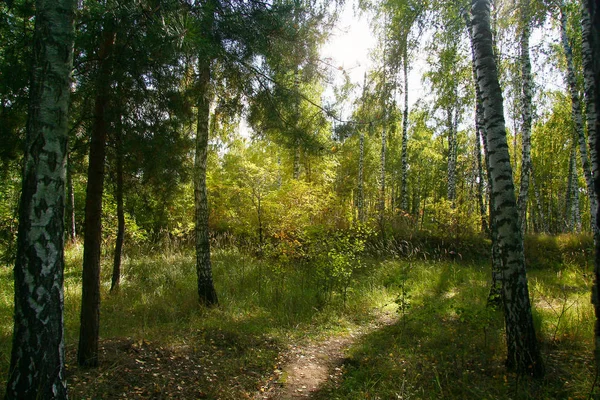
[3,0,600,396]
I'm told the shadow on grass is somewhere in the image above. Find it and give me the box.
[309,262,595,400]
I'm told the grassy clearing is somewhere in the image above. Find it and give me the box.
[0,242,596,399]
[314,261,595,399]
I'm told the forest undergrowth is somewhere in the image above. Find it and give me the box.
[0,234,596,399]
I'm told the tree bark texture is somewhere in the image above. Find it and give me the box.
[584,0,600,373]
[517,0,532,235]
[5,0,75,397]
[78,25,115,367]
[195,58,218,306]
[561,5,596,234]
[583,5,599,239]
[470,0,544,378]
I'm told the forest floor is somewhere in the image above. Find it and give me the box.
[2,245,598,399]
[254,311,397,399]
[65,310,397,400]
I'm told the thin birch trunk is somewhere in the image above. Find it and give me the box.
[470,0,544,378]
[358,126,365,223]
[561,4,597,234]
[517,0,532,235]
[401,47,409,212]
[567,141,581,232]
[67,151,76,243]
[447,107,457,206]
[583,0,600,375]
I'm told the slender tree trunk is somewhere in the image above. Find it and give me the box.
[567,141,581,232]
[379,119,387,240]
[400,48,409,212]
[584,0,600,373]
[67,151,76,243]
[358,125,366,223]
[111,125,125,292]
[293,67,301,180]
[583,5,599,238]
[517,0,532,235]
[531,166,548,233]
[561,4,597,234]
[465,10,491,234]
[78,25,115,368]
[447,107,457,206]
[470,0,544,378]
[195,57,218,306]
[5,0,74,397]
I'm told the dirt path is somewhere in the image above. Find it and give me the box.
[255,311,397,399]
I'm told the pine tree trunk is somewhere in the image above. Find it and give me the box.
[5,0,74,397]
[400,49,409,212]
[517,0,532,235]
[195,57,218,306]
[111,126,125,292]
[470,0,544,378]
[78,25,115,368]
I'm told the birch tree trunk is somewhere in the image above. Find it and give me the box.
[358,126,366,223]
[195,56,218,306]
[78,23,115,368]
[583,0,600,372]
[400,48,409,212]
[517,0,532,235]
[470,0,544,378]
[379,119,387,239]
[560,4,597,234]
[446,107,457,206]
[566,141,581,232]
[67,151,76,243]
[583,6,598,236]
[5,0,74,396]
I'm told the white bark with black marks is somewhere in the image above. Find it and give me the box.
[517,0,533,235]
[6,0,75,397]
[470,0,544,378]
[560,4,596,233]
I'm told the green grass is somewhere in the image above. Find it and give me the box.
[0,241,597,399]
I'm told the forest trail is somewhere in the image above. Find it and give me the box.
[255,311,397,399]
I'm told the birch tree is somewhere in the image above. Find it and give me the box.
[5,0,75,396]
[517,0,533,234]
[470,0,544,378]
[558,1,595,233]
[583,0,600,374]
